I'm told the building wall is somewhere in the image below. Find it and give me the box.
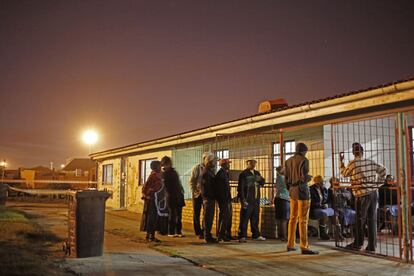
[97,126,325,239]
[20,169,35,188]
[180,200,277,238]
[97,158,121,208]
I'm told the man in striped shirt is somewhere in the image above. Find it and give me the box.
[340,142,386,252]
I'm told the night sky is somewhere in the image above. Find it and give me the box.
[0,0,413,169]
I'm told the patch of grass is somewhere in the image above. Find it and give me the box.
[0,206,28,222]
[0,206,63,275]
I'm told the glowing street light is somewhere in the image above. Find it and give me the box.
[82,130,98,145]
[0,159,6,183]
[82,130,99,155]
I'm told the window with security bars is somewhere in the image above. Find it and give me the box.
[102,164,113,185]
[272,140,295,183]
[215,149,229,170]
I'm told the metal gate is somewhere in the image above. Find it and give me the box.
[213,131,280,238]
[213,126,325,238]
[172,144,210,199]
[331,113,413,262]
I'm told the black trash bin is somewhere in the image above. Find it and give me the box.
[0,183,8,206]
[66,190,110,258]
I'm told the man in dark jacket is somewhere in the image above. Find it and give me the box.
[161,156,185,237]
[201,153,218,243]
[285,143,319,254]
[215,158,233,241]
[237,159,266,242]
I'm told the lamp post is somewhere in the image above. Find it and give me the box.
[82,130,98,155]
[0,160,6,184]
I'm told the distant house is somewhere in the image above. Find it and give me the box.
[3,169,20,179]
[16,159,96,189]
[19,166,54,189]
[61,158,97,181]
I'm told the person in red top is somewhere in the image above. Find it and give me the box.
[140,160,163,242]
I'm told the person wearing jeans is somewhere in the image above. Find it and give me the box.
[310,175,334,240]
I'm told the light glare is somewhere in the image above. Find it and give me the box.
[82,130,98,145]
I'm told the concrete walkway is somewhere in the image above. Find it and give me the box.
[104,208,414,276]
[6,201,414,276]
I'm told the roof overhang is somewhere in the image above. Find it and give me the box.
[91,79,414,161]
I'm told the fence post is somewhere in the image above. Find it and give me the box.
[397,112,411,262]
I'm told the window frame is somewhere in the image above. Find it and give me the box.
[139,158,158,186]
[102,164,113,185]
[215,149,230,170]
[272,140,296,183]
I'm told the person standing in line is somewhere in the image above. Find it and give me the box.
[285,143,319,254]
[340,142,386,253]
[161,156,185,238]
[215,158,234,242]
[140,161,163,242]
[201,153,218,243]
[273,166,290,242]
[237,159,266,243]
[189,152,213,239]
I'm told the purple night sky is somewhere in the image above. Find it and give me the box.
[0,0,413,168]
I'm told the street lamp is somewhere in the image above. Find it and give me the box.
[0,160,6,183]
[82,130,98,155]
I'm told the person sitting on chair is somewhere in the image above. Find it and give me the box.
[378,175,398,234]
[309,175,334,240]
[328,177,355,240]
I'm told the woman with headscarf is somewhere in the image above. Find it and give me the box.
[140,160,164,242]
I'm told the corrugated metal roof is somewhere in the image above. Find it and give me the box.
[91,76,414,156]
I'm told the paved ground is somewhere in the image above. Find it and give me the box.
[6,201,414,276]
